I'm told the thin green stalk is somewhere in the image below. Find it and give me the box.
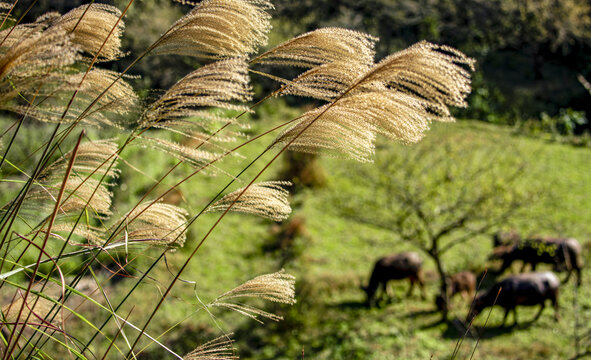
[2,131,83,360]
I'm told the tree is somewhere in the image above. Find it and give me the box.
[335,129,536,319]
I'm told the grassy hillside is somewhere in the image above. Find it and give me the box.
[226,120,591,359]
[121,116,591,359]
[3,109,590,359]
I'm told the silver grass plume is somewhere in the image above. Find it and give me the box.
[0,27,80,98]
[14,68,138,127]
[251,28,377,69]
[252,28,377,101]
[272,41,475,161]
[354,41,475,111]
[50,4,125,61]
[42,140,120,179]
[141,58,252,131]
[24,140,118,242]
[111,202,189,248]
[211,270,296,323]
[152,0,273,59]
[26,177,113,217]
[47,223,105,245]
[1,294,55,324]
[279,60,374,102]
[207,181,291,221]
[183,334,238,360]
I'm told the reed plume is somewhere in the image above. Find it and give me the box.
[19,68,138,127]
[152,0,273,59]
[50,4,125,61]
[183,334,238,360]
[211,270,296,323]
[1,294,55,325]
[111,202,189,248]
[272,41,475,161]
[252,28,377,101]
[141,58,251,144]
[207,181,292,221]
[252,28,377,69]
[0,27,80,102]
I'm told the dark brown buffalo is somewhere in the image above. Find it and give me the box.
[492,237,582,286]
[435,271,477,311]
[466,272,560,326]
[361,252,425,306]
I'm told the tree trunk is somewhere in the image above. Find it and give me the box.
[430,249,450,321]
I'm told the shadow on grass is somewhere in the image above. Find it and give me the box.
[442,317,538,340]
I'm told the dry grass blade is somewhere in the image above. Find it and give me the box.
[183,333,238,360]
[111,202,189,248]
[211,270,296,323]
[252,27,377,69]
[50,3,125,61]
[152,0,273,59]
[141,58,252,130]
[207,181,292,221]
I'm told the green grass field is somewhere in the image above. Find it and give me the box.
[121,113,591,359]
[3,106,591,359]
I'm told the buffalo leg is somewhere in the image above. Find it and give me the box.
[406,277,415,297]
[577,268,582,287]
[417,274,426,299]
[533,303,545,322]
[502,308,511,326]
[563,271,572,284]
[512,308,518,326]
[552,291,560,321]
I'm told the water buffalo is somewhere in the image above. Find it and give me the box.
[492,237,582,286]
[435,271,477,311]
[361,252,425,306]
[466,272,560,326]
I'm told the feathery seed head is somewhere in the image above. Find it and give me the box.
[207,181,292,221]
[0,27,80,82]
[357,41,475,109]
[45,223,105,245]
[212,270,296,323]
[252,27,378,68]
[153,0,273,59]
[141,58,252,129]
[1,295,55,324]
[273,41,474,162]
[279,60,373,101]
[42,140,120,179]
[16,68,139,127]
[183,334,238,360]
[113,202,189,248]
[51,4,125,61]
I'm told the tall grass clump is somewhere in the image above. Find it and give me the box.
[0,1,474,358]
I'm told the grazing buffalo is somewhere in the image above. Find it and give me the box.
[435,271,477,311]
[361,252,425,306]
[492,230,521,248]
[466,272,560,326]
[492,237,582,286]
